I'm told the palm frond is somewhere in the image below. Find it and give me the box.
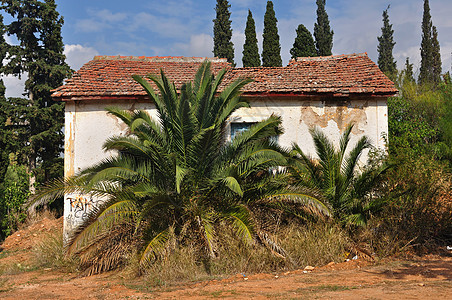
[67,199,139,255]
[224,205,255,245]
[139,227,171,268]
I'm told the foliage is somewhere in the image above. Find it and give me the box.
[32,224,80,272]
[35,62,328,274]
[313,0,333,56]
[418,0,442,86]
[362,155,452,256]
[262,1,282,67]
[213,0,234,65]
[290,125,388,227]
[290,24,317,59]
[388,77,451,162]
[377,6,396,79]
[0,16,10,186]
[242,10,260,67]
[0,163,30,239]
[0,0,71,186]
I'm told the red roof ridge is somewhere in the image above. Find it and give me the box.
[93,55,228,63]
[289,53,368,64]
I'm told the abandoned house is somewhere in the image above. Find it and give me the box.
[51,53,398,235]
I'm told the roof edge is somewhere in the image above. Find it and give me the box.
[93,55,229,63]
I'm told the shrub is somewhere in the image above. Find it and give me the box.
[0,164,29,239]
[361,154,452,257]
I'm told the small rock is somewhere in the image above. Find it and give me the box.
[33,234,37,237]
[303,271,308,274]
[418,283,425,287]
[304,266,315,271]
[283,271,290,275]
[274,275,279,279]
[327,262,335,266]
[244,277,248,281]
[16,234,20,237]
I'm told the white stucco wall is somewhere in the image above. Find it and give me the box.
[63,96,388,236]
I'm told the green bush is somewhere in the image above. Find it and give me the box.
[361,154,452,257]
[0,164,30,239]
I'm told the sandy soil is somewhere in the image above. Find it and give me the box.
[1,217,451,299]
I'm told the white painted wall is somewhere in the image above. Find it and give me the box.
[63,96,388,237]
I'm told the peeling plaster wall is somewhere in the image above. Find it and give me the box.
[232,96,388,155]
[63,99,156,239]
[63,96,388,237]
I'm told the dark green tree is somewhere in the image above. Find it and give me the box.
[242,10,260,67]
[419,0,442,86]
[213,0,234,65]
[1,0,71,189]
[290,24,317,59]
[314,0,334,56]
[403,57,415,83]
[0,15,10,185]
[377,6,397,77]
[262,1,282,67]
[431,26,442,84]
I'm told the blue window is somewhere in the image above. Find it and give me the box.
[230,122,255,140]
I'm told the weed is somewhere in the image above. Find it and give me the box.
[32,228,79,272]
[139,221,348,287]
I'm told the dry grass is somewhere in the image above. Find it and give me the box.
[32,228,80,272]
[141,221,349,286]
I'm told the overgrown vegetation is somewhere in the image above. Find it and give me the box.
[1,0,450,286]
[0,161,29,239]
[29,59,451,281]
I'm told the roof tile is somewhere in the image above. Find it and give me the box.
[52,53,397,100]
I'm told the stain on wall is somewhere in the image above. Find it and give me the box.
[300,100,368,134]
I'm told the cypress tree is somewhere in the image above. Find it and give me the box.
[1,0,71,188]
[419,0,442,86]
[377,6,397,77]
[290,24,317,59]
[262,1,282,67]
[0,15,9,185]
[242,10,260,67]
[431,26,442,85]
[314,0,333,56]
[403,57,415,84]
[213,0,234,65]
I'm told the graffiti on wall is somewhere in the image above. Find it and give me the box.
[66,194,103,219]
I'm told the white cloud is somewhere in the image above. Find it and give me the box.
[3,74,26,98]
[172,34,213,57]
[64,44,99,71]
[75,9,127,33]
[75,19,105,33]
[95,9,127,23]
[232,32,245,66]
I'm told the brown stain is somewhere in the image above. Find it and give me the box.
[300,101,367,134]
[65,112,75,177]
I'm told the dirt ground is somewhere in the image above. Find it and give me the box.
[1,217,451,299]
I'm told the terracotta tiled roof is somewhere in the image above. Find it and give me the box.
[52,53,397,101]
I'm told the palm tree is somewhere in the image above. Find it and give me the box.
[290,125,388,227]
[35,62,329,274]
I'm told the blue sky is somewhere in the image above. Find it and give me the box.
[4,0,452,97]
